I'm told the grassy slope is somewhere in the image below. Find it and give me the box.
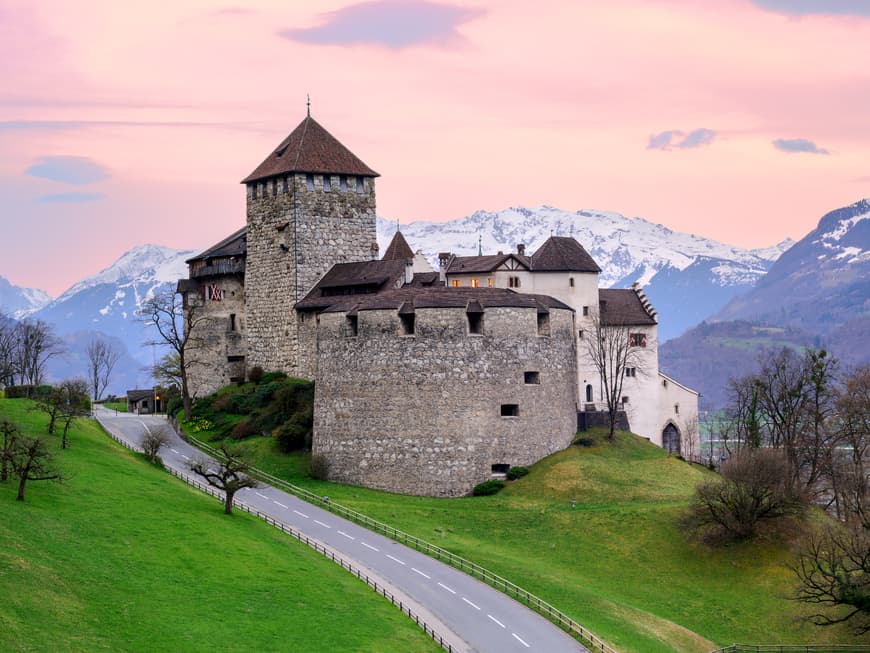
[0,398,439,653]
[217,428,863,653]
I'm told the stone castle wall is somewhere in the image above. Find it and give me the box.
[313,305,578,497]
[244,173,377,376]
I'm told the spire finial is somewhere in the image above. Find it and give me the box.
[396,217,400,233]
[306,94,311,117]
[478,234,483,256]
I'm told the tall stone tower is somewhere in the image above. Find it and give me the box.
[241,112,379,375]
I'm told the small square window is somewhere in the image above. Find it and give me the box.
[346,315,358,337]
[399,312,415,335]
[305,174,314,191]
[491,463,509,474]
[451,279,461,287]
[630,333,647,347]
[467,312,484,335]
[524,371,540,385]
[622,396,629,404]
[578,329,584,338]
[323,175,332,192]
[500,404,519,417]
[537,312,550,336]
[582,306,589,316]
[624,367,636,378]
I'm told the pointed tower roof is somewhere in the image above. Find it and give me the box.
[382,230,414,261]
[241,115,379,183]
[529,236,601,273]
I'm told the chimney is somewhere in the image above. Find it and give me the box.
[438,252,452,284]
[517,244,526,256]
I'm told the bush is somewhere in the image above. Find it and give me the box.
[274,414,311,452]
[260,371,288,384]
[472,480,505,496]
[574,437,595,447]
[248,366,264,384]
[308,454,330,480]
[166,396,183,418]
[227,391,255,415]
[230,420,254,440]
[506,466,529,480]
[4,384,52,400]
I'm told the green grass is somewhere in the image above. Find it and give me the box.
[186,426,864,653]
[0,398,440,653]
[101,401,127,412]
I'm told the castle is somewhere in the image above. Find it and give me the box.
[178,112,699,497]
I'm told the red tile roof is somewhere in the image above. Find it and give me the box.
[241,115,379,183]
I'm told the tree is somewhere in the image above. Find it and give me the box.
[830,366,870,524]
[86,336,121,401]
[139,291,210,421]
[0,313,18,387]
[141,426,171,464]
[56,379,91,449]
[0,420,19,482]
[14,318,63,386]
[188,444,258,515]
[8,434,61,501]
[583,308,647,440]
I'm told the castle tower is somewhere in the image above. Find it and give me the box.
[241,112,379,375]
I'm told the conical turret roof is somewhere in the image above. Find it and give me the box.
[241,114,379,183]
[382,230,414,261]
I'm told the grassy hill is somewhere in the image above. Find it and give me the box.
[0,398,440,653]
[196,422,864,653]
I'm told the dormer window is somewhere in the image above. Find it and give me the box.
[305,174,314,191]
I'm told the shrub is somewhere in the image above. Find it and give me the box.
[212,393,232,412]
[506,466,529,480]
[4,384,52,400]
[166,396,183,418]
[260,371,288,384]
[227,391,255,415]
[273,414,311,452]
[308,454,330,480]
[574,437,595,447]
[248,366,264,384]
[472,480,505,496]
[230,420,254,440]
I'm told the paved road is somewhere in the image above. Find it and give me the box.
[95,407,588,653]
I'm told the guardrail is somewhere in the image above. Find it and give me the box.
[711,647,870,653]
[176,424,617,653]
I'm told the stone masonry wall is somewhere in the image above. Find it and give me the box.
[183,274,246,398]
[313,305,578,497]
[244,173,376,377]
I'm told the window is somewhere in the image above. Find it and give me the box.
[229,313,236,332]
[569,278,575,287]
[346,314,358,337]
[399,312,415,335]
[622,396,629,404]
[578,329,584,339]
[662,379,668,388]
[227,355,244,363]
[356,176,365,193]
[322,175,332,192]
[674,404,680,415]
[500,404,519,417]
[582,306,589,316]
[630,333,647,347]
[470,278,479,288]
[283,177,290,193]
[537,312,550,336]
[487,277,493,287]
[585,384,593,402]
[524,371,540,385]
[467,312,484,335]
[451,279,461,287]
[339,175,347,192]
[271,179,277,197]
[305,174,314,191]
[508,276,521,288]
[491,463,509,475]
[624,367,636,378]
[251,183,258,199]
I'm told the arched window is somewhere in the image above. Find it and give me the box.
[585,384,593,402]
[662,423,681,455]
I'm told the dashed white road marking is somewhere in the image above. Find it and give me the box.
[255,492,269,500]
[462,597,480,610]
[512,633,530,648]
[337,530,355,540]
[438,582,456,595]
[314,519,331,528]
[170,449,179,454]
[273,500,288,509]
[181,454,190,460]
[385,554,406,565]
[488,614,505,628]
[411,568,431,579]
[361,542,379,552]
[293,510,309,518]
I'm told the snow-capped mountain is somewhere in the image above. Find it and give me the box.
[378,206,793,340]
[0,275,51,317]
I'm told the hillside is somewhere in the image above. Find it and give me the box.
[0,398,439,653]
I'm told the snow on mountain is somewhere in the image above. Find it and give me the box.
[0,275,52,317]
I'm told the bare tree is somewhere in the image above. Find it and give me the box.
[86,336,121,401]
[15,318,63,387]
[188,444,258,515]
[583,308,647,440]
[830,366,870,524]
[139,291,209,421]
[142,426,171,464]
[56,379,91,449]
[0,313,18,387]
[9,434,61,501]
[0,420,19,482]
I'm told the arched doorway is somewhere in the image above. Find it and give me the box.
[585,384,593,403]
[662,423,681,455]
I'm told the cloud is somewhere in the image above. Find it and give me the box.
[751,1,870,17]
[772,137,830,154]
[37,192,106,203]
[25,156,110,186]
[279,1,485,49]
[647,128,717,150]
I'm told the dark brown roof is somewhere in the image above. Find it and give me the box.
[126,389,154,402]
[320,287,572,314]
[186,226,247,264]
[382,231,414,261]
[241,115,379,183]
[295,259,409,311]
[529,236,601,272]
[599,289,657,326]
[446,254,526,274]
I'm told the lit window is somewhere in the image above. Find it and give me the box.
[524,371,540,385]
[500,404,519,417]
[470,278,479,288]
[323,175,332,192]
[339,176,347,192]
[487,277,493,287]
[630,333,647,347]
[305,174,314,190]
[451,279,461,287]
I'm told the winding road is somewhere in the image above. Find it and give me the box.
[95,407,588,653]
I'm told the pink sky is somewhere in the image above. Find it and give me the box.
[1,0,869,296]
